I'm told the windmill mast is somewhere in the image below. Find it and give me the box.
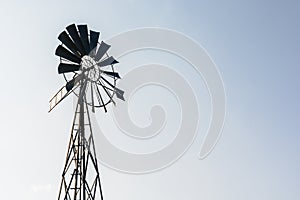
[58,78,104,200]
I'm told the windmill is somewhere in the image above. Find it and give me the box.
[49,23,124,200]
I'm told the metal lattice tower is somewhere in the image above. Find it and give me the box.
[49,23,124,200]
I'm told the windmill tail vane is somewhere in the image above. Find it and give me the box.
[49,23,124,200]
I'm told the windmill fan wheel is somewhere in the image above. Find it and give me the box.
[54,23,124,112]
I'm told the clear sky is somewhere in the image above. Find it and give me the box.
[0,0,299,200]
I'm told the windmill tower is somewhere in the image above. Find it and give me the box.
[49,24,124,200]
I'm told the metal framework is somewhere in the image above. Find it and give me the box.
[58,79,103,200]
[50,24,125,200]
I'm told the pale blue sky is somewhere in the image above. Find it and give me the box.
[0,0,299,199]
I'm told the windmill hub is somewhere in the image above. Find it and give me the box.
[81,55,101,82]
